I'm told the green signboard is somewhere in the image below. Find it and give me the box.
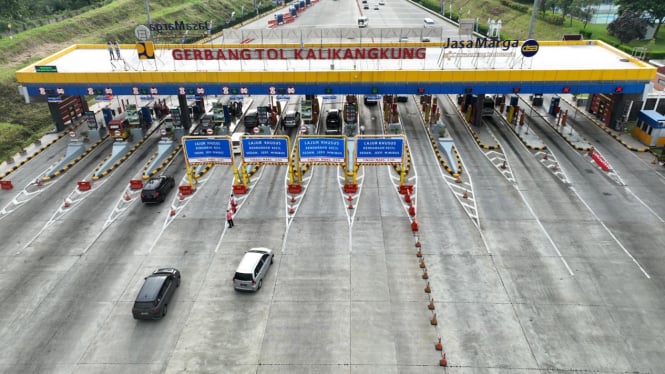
[301,100,312,121]
[35,65,58,73]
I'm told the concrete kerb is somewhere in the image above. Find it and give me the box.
[1,119,87,180]
[559,96,650,153]
[417,97,463,177]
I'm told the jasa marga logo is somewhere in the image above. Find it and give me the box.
[521,39,540,57]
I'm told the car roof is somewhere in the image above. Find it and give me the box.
[153,267,179,275]
[236,248,272,273]
[285,110,297,116]
[135,275,167,302]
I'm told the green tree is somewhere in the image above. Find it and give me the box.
[557,0,575,26]
[617,0,665,39]
[607,9,648,43]
[0,0,27,19]
[572,0,601,30]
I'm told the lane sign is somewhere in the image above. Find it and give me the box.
[298,137,345,164]
[182,137,233,165]
[356,137,404,164]
[242,137,289,164]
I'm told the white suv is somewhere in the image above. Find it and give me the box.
[233,248,274,292]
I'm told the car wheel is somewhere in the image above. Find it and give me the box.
[176,279,180,288]
[270,256,274,265]
[258,280,263,290]
[162,304,167,317]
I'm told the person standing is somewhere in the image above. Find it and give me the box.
[113,41,121,60]
[229,194,237,214]
[226,209,234,228]
[107,41,114,60]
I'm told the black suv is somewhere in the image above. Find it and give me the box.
[141,175,175,204]
[132,268,181,320]
[325,109,342,134]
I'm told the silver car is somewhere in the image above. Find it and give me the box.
[233,248,274,292]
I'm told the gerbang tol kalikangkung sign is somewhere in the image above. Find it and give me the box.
[172,47,427,61]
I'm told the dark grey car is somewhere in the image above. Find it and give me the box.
[132,268,181,320]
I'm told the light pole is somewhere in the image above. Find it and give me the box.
[144,0,152,39]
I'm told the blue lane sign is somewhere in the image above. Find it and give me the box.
[229,95,244,101]
[276,95,291,101]
[299,137,345,164]
[322,95,338,100]
[356,137,404,164]
[242,137,289,164]
[183,137,232,165]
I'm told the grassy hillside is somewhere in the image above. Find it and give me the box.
[0,0,260,161]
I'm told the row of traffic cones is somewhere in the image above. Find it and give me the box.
[414,238,448,367]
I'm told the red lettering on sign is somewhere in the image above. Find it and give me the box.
[193,49,203,60]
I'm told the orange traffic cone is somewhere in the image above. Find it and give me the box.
[435,337,443,351]
[552,163,559,171]
[289,206,295,215]
[500,160,507,169]
[178,192,184,200]
[35,179,42,187]
[463,190,468,199]
[291,195,296,203]
[543,154,548,161]
[404,193,411,203]
[63,198,71,208]
[422,269,429,280]
[439,353,448,366]
[419,257,426,269]
[411,218,419,232]
[124,191,131,201]
[415,240,421,248]
[348,201,354,209]
[424,282,431,293]
[430,313,438,325]
[170,208,176,216]
[347,195,353,201]
[416,247,422,258]
[428,297,435,310]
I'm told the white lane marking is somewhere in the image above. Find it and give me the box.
[624,188,665,224]
[514,187,574,275]
[570,187,651,279]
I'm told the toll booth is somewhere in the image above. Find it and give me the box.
[634,110,665,147]
[140,106,153,128]
[531,93,544,106]
[47,95,87,132]
[548,96,560,115]
[102,107,115,125]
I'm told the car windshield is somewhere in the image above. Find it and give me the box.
[235,272,252,281]
[145,178,163,189]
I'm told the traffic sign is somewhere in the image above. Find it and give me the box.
[322,95,337,100]
[160,128,167,136]
[253,126,260,134]
[69,131,76,138]
[206,128,214,135]
[356,137,404,164]
[242,137,289,164]
[182,137,233,165]
[298,137,345,164]
[300,124,307,133]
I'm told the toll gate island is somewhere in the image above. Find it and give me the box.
[15,30,656,137]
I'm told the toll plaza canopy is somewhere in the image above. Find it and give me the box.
[15,28,656,98]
